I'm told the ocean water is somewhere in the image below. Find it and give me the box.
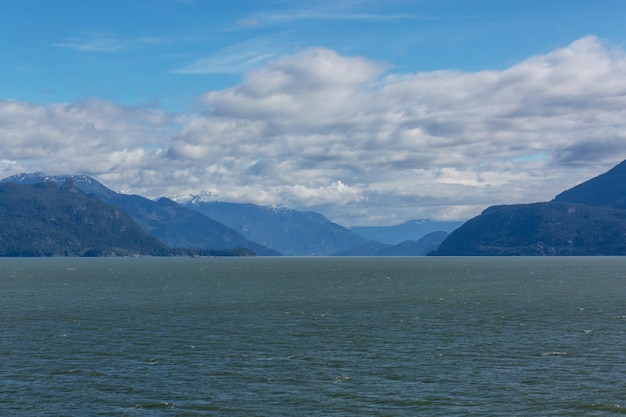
[1,256,626,416]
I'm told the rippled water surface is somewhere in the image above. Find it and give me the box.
[2,257,626,416]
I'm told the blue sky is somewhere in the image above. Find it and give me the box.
[2,0,626,225]
[3,0,625,110]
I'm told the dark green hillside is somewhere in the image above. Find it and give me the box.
[430,159,626,256]
[0,181,170,256]
[554,160,626,208]
[432,202,626,256]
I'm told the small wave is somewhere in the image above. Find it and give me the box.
[577,402,622,412]
[50,368,81,375]
[331,375,351,382]
[541,351,568,356]
[133,402,175,410]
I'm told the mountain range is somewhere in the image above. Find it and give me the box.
[7,159,626,257]
[432,159,626,255]
[3,173,279,256]
[1,172,453,256]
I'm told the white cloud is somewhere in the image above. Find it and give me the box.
[0,98,174,188]
[167,37,626,223]
[54,33,126,52]
[239,0,419,26]
[173,37,281,74]
[4,36,626,225]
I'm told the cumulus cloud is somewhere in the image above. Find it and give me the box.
[4,36,626,225]
[167,37,626,223]
[0,99,175,190]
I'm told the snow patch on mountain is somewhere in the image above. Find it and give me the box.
[170,190,216,205]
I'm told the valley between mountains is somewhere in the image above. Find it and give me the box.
[4,159,626,257]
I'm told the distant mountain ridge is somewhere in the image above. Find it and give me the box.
[184,201,371,256]
[338,231,449,256]
[432,159,626,256]
[351,219,462,244]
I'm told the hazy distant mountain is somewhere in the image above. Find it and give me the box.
[350,220,462,244]
[338,231,449,256]
[431,159,626,256]
[2,173,278,255]
[183,200,371,256]
[0,181,170,256]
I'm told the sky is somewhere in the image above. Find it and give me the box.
[1,0,626,226]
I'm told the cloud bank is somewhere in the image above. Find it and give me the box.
[3,36,626,225]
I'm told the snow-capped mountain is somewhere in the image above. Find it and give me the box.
[170,190,216,205]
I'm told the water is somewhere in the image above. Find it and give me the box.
[1,257,626,416]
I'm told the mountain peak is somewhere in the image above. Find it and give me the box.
[171,190,215,205]
[554,159,626,208]
[2,172,119,200]
[2,172,57,184]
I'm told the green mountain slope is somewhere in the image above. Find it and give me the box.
[432,202,626,255]
[431,159,626,256]
[0,181,170,256]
